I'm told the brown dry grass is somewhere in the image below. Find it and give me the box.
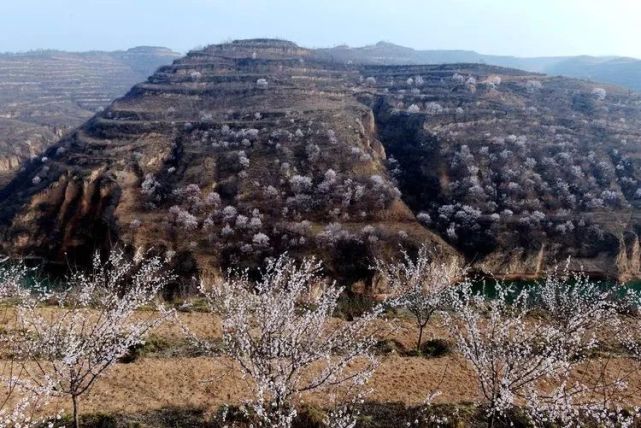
[2,307,641,419]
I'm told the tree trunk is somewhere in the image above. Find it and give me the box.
[487,399,497,428]
[72,395,80,428]
[416,324,424,353]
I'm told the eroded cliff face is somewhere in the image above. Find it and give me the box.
[4,165,120,264]
[2,39,641,281]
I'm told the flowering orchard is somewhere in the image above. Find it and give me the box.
[0,249,639,426]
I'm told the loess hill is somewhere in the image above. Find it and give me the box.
[0,47,180,186]
[2,39,641,282]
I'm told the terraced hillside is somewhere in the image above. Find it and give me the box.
[0,47,180,185]
[356,65,641,279]
[2,39,641,282]
[0,118,57,185]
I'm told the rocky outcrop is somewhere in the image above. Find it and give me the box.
[2,39,641,281]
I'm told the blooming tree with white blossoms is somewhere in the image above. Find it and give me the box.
[375,246,462,352]
[447,281,586,427]
[14,249,173,428]
[533,262,619,339]
[447,271,637,428]
[192,255,381,428]
[0,261,58,428]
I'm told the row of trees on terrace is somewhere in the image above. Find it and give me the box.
[0,247,640,427]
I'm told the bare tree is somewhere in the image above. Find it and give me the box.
[15,249,173,428]
[375,246,462,352]
[192,254,381,427]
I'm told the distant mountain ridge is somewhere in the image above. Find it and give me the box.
[0,46,180,185]
[317,42,641,91]
[0,46,181,120]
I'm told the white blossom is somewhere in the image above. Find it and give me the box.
[407,104,420,113]
[188,256,380,427]
[15,250,173,427]
[376,247,462,352]
[256,78,268,89]
[252,232,270,248]
[592,87,607,100]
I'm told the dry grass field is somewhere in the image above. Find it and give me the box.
[3,305,640,427]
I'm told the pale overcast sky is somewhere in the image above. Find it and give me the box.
[2,0,640,58]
